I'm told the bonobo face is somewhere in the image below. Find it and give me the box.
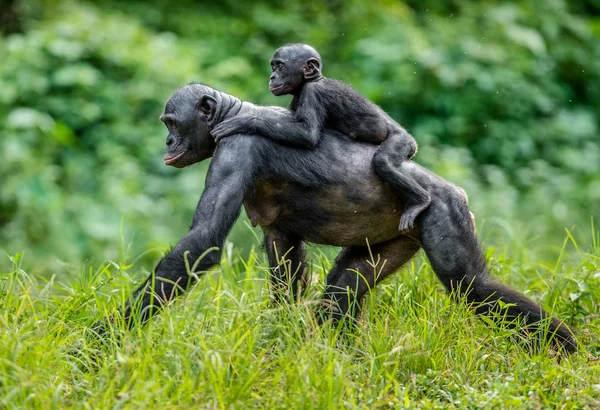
[269,44,323,96]
[161,88,214,168]
[269,47,305,96]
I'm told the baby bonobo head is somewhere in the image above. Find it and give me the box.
[269,43,323,96]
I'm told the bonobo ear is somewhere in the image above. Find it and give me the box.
[303,58,322,81]
[196,95,218,121]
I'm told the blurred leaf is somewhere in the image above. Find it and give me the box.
[0,0,598,273]
[6,108,55,132]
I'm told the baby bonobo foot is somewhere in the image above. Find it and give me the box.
[398,195,431,232]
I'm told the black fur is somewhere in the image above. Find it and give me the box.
[92,83,576,354]
[211,43,431,231]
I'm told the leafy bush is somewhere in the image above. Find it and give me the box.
[0,2,215,272]
[1,0,598,273]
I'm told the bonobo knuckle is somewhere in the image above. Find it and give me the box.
[307,138,319,148]
[371,151,387,169]
[409,140,417,156]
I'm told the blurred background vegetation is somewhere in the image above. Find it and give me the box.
[0,0,598,276]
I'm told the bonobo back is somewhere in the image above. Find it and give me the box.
[295,78,394,144]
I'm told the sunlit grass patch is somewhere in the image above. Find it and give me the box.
[1,238,599,408]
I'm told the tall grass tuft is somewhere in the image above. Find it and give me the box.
[1,232,599,408]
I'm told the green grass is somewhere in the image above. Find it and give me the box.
[1,233,600,409]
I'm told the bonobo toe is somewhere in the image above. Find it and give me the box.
[398,196,431,232]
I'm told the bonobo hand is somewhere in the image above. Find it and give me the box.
[212,117,250,142]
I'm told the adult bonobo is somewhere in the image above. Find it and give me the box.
[95,83,576,354]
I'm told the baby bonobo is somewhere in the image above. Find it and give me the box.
[211,43,431,231]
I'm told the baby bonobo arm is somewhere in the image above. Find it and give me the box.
[212,93,324,149]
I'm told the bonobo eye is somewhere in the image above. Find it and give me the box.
[161,115,177,129]
[277,63,284,71]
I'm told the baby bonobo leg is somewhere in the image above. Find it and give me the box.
[372,132,432,232]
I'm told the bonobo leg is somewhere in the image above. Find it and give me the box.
[320,236,420,323]
[263,228,308,303]
[419,190,577,353]
[372,132,432,232]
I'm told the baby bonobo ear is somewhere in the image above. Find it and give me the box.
[196,95,218,122]
[303,57,321,81]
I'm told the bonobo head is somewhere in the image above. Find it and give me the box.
[160,84,218,168]
[269,43,323,96]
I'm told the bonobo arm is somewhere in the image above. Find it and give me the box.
[212,86,324,148]
[93,137,256,333]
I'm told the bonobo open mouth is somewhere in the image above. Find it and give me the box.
[164,152,185,165]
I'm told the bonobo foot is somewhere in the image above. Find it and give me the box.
[314,298,359,330]
[398,194,431,232]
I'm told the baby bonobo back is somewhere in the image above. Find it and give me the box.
[210,43,431,231]
[299,78,398,145]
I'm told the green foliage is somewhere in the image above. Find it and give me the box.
[0,0,599,270]
[0,1,256,272]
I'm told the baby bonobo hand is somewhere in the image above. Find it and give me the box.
[212,117,248,142]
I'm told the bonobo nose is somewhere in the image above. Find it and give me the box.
[166,135,176,146]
